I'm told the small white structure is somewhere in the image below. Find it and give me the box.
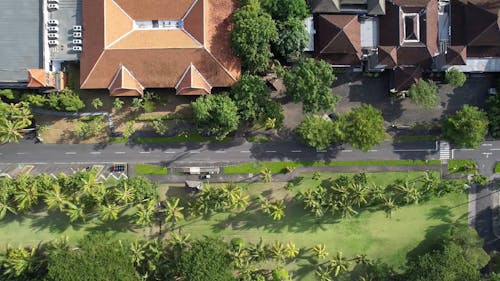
[48,19,59,25]
[304,16,315,52]
[73,32,82,38]
[47,3,59,10]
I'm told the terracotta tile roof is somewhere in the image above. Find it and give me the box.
[108,65,144,96]
[27,69,48,88]
[314,14,361,65]
[175,64,212,95]
[378,0,438,68]
[81,0,240,96]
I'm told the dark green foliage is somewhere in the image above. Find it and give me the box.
[231,0,278,74]
[283,59,338,113]
[445,68,467,88]
[124,176,158,202]
[274,17,308,61]
[177,237,233,281]
[342,104,385,152]
[22,89,84,112]
[230,74,271,123]
[46,234,140,281]
[271,267,290,281]
[192,94,240,140]
[486,93,500,138]
[443,105,488,148]
[407,79,439,109]
[0,89,20,100]
[261,0,308,21]
[262,101,284,129]
[297,115,341,150]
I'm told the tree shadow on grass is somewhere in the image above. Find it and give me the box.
[29,211,81,234]
[86,214,136,234]
[427,205,454,223]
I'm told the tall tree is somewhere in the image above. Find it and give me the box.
[231,0,278,74]
[297,115,342,150]
[274,17,309,61]
[407,79,439,109]
[261,0,309,21]
[443,105,488,148]
[485,93,500,138]
[283,59,338,113]
[230,74,271,123]
[341,104,385,152]
[164,198,184,228]
[192,94,240,140]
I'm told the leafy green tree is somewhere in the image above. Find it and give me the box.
[91,98,103,109]
[232,0,278,74]
[192,94,239,140]
[283,59,338,113]
[0,89,18,100]
[342,104,385,152]
[0,101,33,143]
[486,93,500,138]
[272,266,291,281]
[164,198,184,228]
[261,0,309,21]
[407,79,439,109]
[274,17,308,61]
[152,119,168,136]
[297,115,342,150]
[443,105,488,148]
[132,98,144,111]
[312,244,329,260]
[260,167,273,183]
[262,101,284,129]
[113,98,124,110]
[230,74,271,123]
[125,176,158,202]
[46,234,140,281]
[445,68,467,88]
[46,88,85,112]
[177,237,233,281]
[1,244,43,280]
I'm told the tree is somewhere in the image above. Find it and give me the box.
[274,17,309,61]
[260,167,273,183]
[0,118,25,143]
[312,244,329,260]
[486,93,500,138]
[44,184,69,212]
[392,179,421,205]
[122,121,136,139]
[1,244,42,280]
[114,181,135,205]
[152,119,168,136]
[98,203,122,221]
[164,198,184,228]
[177,237,233,281]
[230,74,271,123]
[46,88,85,112]
[443,105,488,148]
[231,0,278,74]
[91,98,103,109]
[261,0,309,21]
[113,98,124,110]
[312,171,322,181]
[407,79,439,109]
[445,68,467,88]
[134,200,156,227]
[297,115,342,150]
[342,104,385,152]
[271,266,291,281]
[327,251,350,277]
[192,94,239,140]
[0,101,33,143]
[46,234,140,281]
[262,101,284,129]
[283,59,338,113]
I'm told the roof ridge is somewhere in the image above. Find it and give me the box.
[81,51,106,88]
[320,16,358,54]
[203,47,238,82]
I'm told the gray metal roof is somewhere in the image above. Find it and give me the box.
[0,0,43,83]
[49,0,82,62]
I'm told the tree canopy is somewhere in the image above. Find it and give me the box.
[192,94,240,140]
[230,74,271,123]
[297,115,342,150]
[0,101,33,143]
[407,79,439,109]
[443,105,488,148]
[261,0,309,21]
[486,93,500,138]
[274,17,309,61]
[445,68,467,88]
[341,104,385,152]
[231,0,278,74]
[283,59,338,113]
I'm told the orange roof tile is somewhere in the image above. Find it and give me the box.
[81,0,240,95]
[27,69,47,88]
[176,64,212,95]
[108,65,144,96]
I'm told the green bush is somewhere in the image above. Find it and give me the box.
[445,68,467,88]
[0,89,19,100]
[22,94,46,107]
[152,119,168,135]
[76,116,106,139]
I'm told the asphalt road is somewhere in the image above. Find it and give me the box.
[452,141,500,175]
[0,140,440,165]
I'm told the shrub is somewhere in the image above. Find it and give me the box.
[122,121,136,139]
[151,119,168,136]
[445,68,467,88]
[91,98,103,109]
[22,94,47,107]
[47,88,85,112]
[76,116,106,139]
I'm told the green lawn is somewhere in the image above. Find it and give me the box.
[135,164,168,175]
[136,132,229,143]
[165,172,468,279]
[224,160,441,174]
[448,159,477,174]
[495,162,500,174]
[393,135,440,142]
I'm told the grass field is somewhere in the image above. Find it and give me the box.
[224,160,442,174]
[135,163,168,175]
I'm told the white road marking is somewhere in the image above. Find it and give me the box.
[482,143,493,146]
[368,150,379,152]
[483,152,492,158]
[291,150,302,153]
[115,152,126,154]
[215,150,226,153]
[240,150,250,153]
[140,151,151,154]
[16,152,27,155]
[342,149,353,152]
[164,151,176,154]
[266,150,277,153]
[65,152,77,155]
[490,148,500,151]
[190,151,200,154]
[90,152,101,155]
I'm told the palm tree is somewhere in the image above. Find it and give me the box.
[164,198,184,227]
[80,173,104,199]
[337,199,358,218]
[1,245,40,279]
[64,201,85,222]
[394,180,421,204]
[7,102,32,127]
[420,171,439,193]
[130,239,146,266]
[264,117,276,130]
[312,244,329,260]
[226,184,249,210]
[352,254,370,265]
[43,184,69,212]
[315,266,333,281]
[14,182,39,212]
[248,237,267,262]
[348,182,369,207]
[269,200,286,221]
[382,196,398,218]
[312,171,322,181]
[0,119,24,144]
[135,200,156,227]
[168,232,191,249]
[260,167,272,183]
[0,197,16,220]
[328,251,350,277]
[268,241,286,263]
[114,182,135,205]
[99,203,122,221]
[284,242,299,259]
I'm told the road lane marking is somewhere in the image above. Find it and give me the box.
[215,150,226,153]
[266,150,277,153]
[482,143,493,146]
[291,150,302,153]
[16,152,27,155]
[490,148,500,151]
[240,150,250,153]
[90,152,101,155]
[483,152,492,158]
[115,152,126,154]
[164,151,176,154]
[65,152,76,155]
[341,149,353,152]
[368,150,379,152]
[140,151,151,154]
[190,151,200,154]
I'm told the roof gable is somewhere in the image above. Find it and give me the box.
[175,64,212,95]
[316,15,361,56]
[108,65,144,96]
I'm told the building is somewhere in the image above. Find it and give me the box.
[80,0,241,96]
[309,0,500,92]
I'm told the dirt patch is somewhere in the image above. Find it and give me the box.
[37,114,108,144]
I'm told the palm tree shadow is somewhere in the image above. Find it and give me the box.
[29,211,81,233]
[86,214,136,233]
[427,206,454,223]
